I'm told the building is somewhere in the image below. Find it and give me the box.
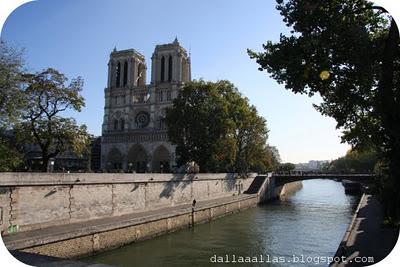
[90,136,102,172]
[1,130,98,172]
[101,38,191,172]
[294,160,329,171]
[22,136,101,172]
[21,143,87,172]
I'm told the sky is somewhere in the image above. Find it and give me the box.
[0,0,351,163]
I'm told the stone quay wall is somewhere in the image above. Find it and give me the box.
[275,181,303,200]
[17,196,259,258]
[257,174,303,203]
[0,172,256,234]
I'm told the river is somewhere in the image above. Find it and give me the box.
[84,179,359,266]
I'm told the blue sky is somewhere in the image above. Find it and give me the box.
[1,0,350,163]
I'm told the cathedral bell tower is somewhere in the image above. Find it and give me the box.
[151,37,191,85]
[107,48,147,89]
[101,39,191,172]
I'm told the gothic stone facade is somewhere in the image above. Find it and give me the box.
[101,38,191,172]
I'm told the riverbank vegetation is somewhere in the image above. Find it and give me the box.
[0,41,90,172]
[249,0,400,222]
[166,80,280,174]
[277,162,296,172]
[325,149,379,173]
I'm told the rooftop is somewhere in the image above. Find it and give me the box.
[110,48,145,60]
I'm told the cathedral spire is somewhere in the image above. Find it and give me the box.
[173,36,179,45]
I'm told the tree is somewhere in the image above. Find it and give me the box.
[222,83,272,173]
[0,41,25,170]
[269,145,282,168]
[328,148,379,173]
[166,80,232,172]
[278,162,296,172]
[249,0,400,219]
[16,68,90,172]
[269,146,281,162]
[0,137,22,171]
[166,80,276,173]
[0,41,26,126]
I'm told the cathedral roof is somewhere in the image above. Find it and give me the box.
[110,48,145,60]
[154,37,187,55]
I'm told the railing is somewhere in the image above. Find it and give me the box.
[271,172,376,186]
[272,171,376,177]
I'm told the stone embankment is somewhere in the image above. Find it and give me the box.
[4,194,258,258]
[332,194,399,266]
[0,172,302,259]
[0,173,255,234]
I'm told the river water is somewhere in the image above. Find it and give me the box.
[84,179,359,266]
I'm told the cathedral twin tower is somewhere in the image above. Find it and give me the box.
[101,38,191,172]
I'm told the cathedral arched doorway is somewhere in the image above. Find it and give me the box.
[152,146,171,173]
[127,144,148,173]
[106,148,123,172]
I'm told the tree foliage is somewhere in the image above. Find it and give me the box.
[249,0,400,219]
[327,149,379,173]
[166,80,279,173]
[278,162,296,172]
[16,68,90,172]
[0,41,26,127]
[0,41,26,169]
[0,137,23,171]
[1,42,91,172]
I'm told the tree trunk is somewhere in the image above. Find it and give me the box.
[41,155,49,172]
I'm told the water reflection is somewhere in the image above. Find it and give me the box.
[85,179,358,266]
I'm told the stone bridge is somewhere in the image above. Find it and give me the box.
[244,173,376,204]
[272,173,376,186]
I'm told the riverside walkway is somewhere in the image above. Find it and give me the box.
[4,194,258,258]
[332,194,399,266]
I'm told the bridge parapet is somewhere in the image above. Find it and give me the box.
[272,173,376,186]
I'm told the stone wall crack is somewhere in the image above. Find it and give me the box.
[111,184,115,215]
[68,185,73,220]
[8,187,14,229]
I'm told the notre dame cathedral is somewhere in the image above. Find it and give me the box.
[101,38,191,172]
